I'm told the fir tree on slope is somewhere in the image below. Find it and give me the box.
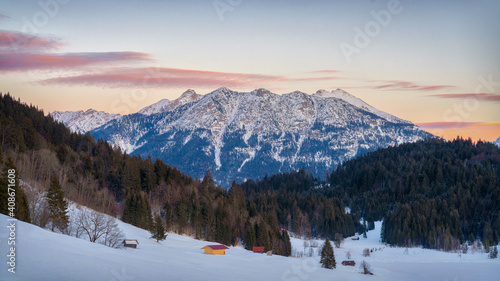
[0,157,30,223]
[283,231,292,257]
[47,176,69,232]
[150,214,167,243]
[320,237,336,269]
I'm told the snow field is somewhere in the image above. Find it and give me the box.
[1,214,499,281]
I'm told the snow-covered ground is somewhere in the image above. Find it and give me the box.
[1,213,499,281]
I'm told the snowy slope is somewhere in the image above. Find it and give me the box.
[1,213,498,281]
[50,109,122,134]
[138,99,172,115]
[50,89,202,133]
[138,89,202,115]
[313,89,410,124]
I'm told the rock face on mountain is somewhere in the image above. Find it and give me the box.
[65,87,431,186]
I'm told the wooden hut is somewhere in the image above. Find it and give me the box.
[201,245,229,255]
[252,246,265,253]
[342,260,356,266]
[123,239,139,248]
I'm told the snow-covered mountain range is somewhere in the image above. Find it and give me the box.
[50,87,433,186]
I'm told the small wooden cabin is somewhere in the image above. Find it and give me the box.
[123,239,139,248]
[253,246,265,253]
[201,245,229,255]
[342,260,356,266]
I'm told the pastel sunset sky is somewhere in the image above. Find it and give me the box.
[1,0,499,141]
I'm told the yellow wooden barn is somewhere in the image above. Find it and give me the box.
[201,245,229,255]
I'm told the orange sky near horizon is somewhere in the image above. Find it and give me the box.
[418,123,500,142]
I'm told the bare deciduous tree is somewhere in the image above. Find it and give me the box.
[22,180,50,227]
[102,216,125,248]
[346,250,352,259]
[74,208,124,248]
[334,233,344,248]
[360,260,373,275]
[363,248,371,257]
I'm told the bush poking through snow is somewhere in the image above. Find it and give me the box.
[363,248,370,257]
[360,260,373,275]
[490,246,498,259]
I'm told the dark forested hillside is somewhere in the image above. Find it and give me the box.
[328,138,500,250]
[241,169,357,239]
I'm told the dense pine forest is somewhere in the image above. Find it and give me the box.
[328,138,500,250]
[1,93,499,254]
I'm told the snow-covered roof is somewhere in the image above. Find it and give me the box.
[123,239,139,245]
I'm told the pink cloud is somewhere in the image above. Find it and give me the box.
[0,51,151,71]
[39,67,284,88]
[286,76,340,82]
[308,70,339,74]
[0,30,62,51]
[427,93,500,102]
[374,80,453,92]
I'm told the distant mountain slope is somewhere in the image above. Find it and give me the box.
[50,109,121,134]
[89,87,433,186]
[50,89,202,133]
[138,89,202,115]
[313,89,410,124]
[493,136,500,147]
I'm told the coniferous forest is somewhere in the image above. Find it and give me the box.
[328,138,500,250]
[1,93,499,254]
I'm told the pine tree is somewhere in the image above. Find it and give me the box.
[150,214,167,242]
[283,230,292,257]
[202,170,215,190]
[490,246,498,259]
[0,157,30,222]
[47,176,69,232]
[243,221,256,250]
[320,237,336,269]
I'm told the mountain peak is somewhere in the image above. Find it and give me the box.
[313,88,350,98]
[214,86,231,93]
[251,88,274,97]
[180,89,198,98]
